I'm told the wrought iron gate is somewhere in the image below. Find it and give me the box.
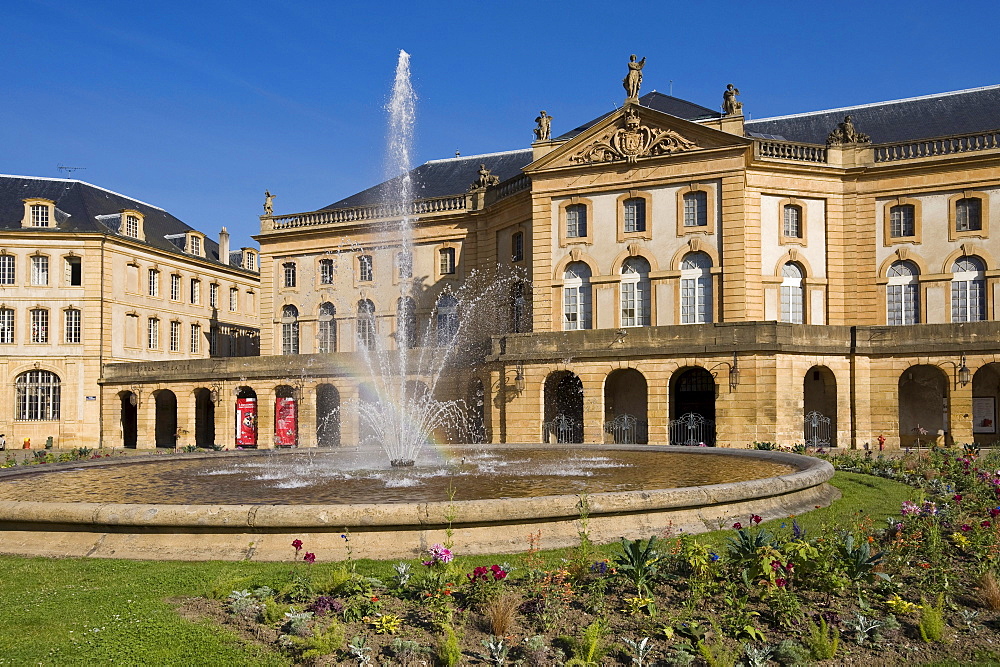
[543,414,583,443]
[803,411,832,448]
[668,412,715,446]
[604,413,648,444]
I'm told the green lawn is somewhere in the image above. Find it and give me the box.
[0,471,912,664]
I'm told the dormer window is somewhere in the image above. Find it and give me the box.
[186,233,204,257]
[242,249,258,272]
[118,209,145,240]
[21,198,55,229]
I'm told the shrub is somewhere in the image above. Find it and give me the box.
[772,639,810,666]
[285,619,345,660]
[562,620,608,666]
[802,617,839,660]
[389,638,430,666]
[919,593,946,643]
[613,536,660,596]
[436,624,463,667]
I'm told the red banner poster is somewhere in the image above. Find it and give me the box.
[235,397,257,447]
[275,397,298,447]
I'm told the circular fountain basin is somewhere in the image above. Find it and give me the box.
[0,445,837,561]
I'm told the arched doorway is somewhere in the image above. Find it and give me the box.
[543,371,584,443]
[971,363,1000,446]
[194,388,215,448]
[804,366,837,447]
[604,369,648,443]
[316,384,341,447]
[669,367,716,445]
[154,390,177,448]
[898,365,949,447]
[275,385,297,447]
[119,391,138,448]
[235,387,258,448]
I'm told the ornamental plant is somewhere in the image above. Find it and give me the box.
[464,564,509,606]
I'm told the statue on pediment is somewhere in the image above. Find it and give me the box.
[470,164,500,190]
[826,115,871,145]
[722,84,743,116]
[533,111,552,141]
[623,54,646,101]
[263,190,275,216]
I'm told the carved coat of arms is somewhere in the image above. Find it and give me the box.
[570,107,698,165]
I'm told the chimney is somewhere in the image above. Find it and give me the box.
[219,227,230,265]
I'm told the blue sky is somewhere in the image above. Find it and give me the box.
[3,0,999,250]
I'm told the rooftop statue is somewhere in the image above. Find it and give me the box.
[533,110,552,141]
[469,164,500,191]
[722,84,743,116]
[263,190,275,216]
[623,54,646,101]
[826,115,871,145]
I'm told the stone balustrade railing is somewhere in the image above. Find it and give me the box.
[485,173,531,206]
[754,139,828,163]
[874,129,1000,163]
[266,194,468,230]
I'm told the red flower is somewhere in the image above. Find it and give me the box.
[770,560,782,571]
[775,578,787,587]
[733,522,742,530]
[303,552,316,564]
[990,508,1000,518]
[954,494,963,502]
[982,520,992,528]
[371,596,379,602]
[961,524,972,532]
[291,539,303,552]
[751,514,762,525]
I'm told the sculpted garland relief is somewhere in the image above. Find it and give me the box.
[569,108,698,165]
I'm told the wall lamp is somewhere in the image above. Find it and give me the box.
[514,363,526,394]
[708,352,741,391]
[209,383,222,404]
[129,385,141,407]
[940,355,971,388]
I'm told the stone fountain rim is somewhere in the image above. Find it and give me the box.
[0,444,833,529]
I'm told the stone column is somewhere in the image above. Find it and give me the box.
[258,386,276,449]
[949,373,974,445]
[136,389,156,449]
[297,382,317,448]
[215,385,232,448]
[581,370,604,444]
[175,388,196,450]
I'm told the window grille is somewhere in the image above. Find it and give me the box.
[190,279,200,305]
[357,300,376,350]
[15,370,60,421]
[123,215,139,238]
[397,297,416,348]
[30,204,49,227]
[396,253,412,280]
[188,235,201,255]
[620,257,650,327]
[951,256,986,322]
[562,262,592,330]
[0,256,14,285]
[887,261,919,325]
[436,293,459,344]
[780,262,804,323]
[229,287,238,311]
[64,308,81,343]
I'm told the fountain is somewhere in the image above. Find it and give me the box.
[0,53,839,561]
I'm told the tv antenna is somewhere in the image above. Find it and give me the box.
[57,164,86,177]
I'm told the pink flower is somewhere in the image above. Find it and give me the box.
[303,552,316,564]
[291,539,303,552]
[770,560,782,571]
[961,524,972,532]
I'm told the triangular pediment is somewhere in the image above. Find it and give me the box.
[526,103,750,172]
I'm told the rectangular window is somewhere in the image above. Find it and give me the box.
[123,214,139,238]
[888,284,919,326]
[566,204,587,238]
[64,256,82,286]
[0,255,15,285]
[147,269,159,296]
[30,256,49,285]
[190,279,201,305]
[64,309,81,343]
[283,262,296,288]
[190,323,200,353]
[890,205,915,237]
[244,251,257,272]
[512,232,524,262]
[229,287,239,312]
[681,277,711,324]
[563,287,579,330]
[624,198,646,233]
[956,198,983,232]
[359,255,373,282]
[783,205,802,238]
[170,274,181,300]
[439,248,456,275]
[148,318,159,349]
[189,235,201,255]
[0,308,13,343]
[209,327,218,356]
[209,283,219,308]
[30,204,50,227]
[320,258,336,284]
[30,309,48,343]
[684,192,708,227]
[169,320,180,352]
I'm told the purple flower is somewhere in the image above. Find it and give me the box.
[709,552,720,562]
[303,552,316,564]
[291,539,303,552]
[961,524,972,532]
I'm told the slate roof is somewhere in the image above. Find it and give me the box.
[745,85,1000,145]
[324,150,534,209]
[0,175,248,270]
[554,91,721,142]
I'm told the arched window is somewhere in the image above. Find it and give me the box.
[680,252,713,324]
[780,262,805,323]
[563,262,592,330]
[952,256,986,322]
[281,304,299,355]
[357,299,376,350]
[397,297,416,348]
[16,370,60,421]
[887,260,920,325]
[317,302,336,353]
[436,293,459,345]
[620,257,651,327]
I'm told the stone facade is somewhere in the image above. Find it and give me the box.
[98,86,1000,450]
